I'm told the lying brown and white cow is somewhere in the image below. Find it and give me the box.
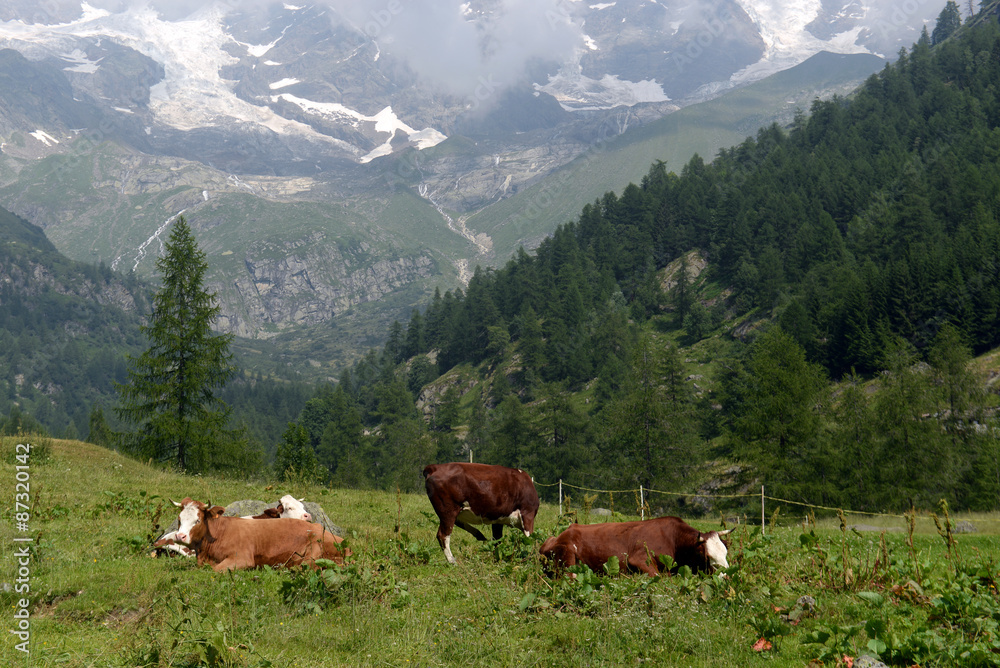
[539,516,731,576]
[152,496,312,557]
[423,462,539,564]
[171,498,349,572]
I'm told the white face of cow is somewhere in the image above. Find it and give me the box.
[279,495,311,522]
[703,532,729,570]
[174,500,203,545]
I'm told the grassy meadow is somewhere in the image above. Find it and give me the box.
[3,437,1000,667]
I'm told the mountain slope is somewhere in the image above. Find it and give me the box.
[0,205,146,436]
[463,51,887,257]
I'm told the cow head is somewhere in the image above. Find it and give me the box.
[172,498,223,547]
[278,495,312,522]
[698,529,731,571]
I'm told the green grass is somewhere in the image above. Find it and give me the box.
[3,436,1000,667]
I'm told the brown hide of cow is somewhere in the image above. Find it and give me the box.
[540,516,726,576]
[184,501,349,572]
[423,462,539,563]
[250,507,282,519]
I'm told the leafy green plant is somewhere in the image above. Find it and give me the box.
[279,559,410,614]
[800,623,864,664]
[748,608,792,651]
[90,489,162,519]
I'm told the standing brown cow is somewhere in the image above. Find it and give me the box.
[423,462,539,564]
[172,498,349,572]
[540,516,730,576]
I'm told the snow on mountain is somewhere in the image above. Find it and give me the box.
[731,0,871,85]
[270,94,447,162]
[537,70,672,111]
[0,1,446,163]
[0,0,953,168]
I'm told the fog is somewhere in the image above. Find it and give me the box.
[324,0,582,97]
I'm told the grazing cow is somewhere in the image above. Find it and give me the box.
[539,516,731,576]
[423,462,539,564]
[171,498,349,572]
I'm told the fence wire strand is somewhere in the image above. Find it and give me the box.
[536,479,1000,522]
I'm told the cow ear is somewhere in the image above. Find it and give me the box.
[275,503,284,513]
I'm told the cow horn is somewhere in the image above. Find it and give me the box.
[717,528,733,536]
[170,498,182,507]
[298,497,305,502]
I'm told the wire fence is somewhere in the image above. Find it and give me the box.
[534,478,1000,532]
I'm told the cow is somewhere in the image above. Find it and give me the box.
[539,516,731,577]
[152,496,313,557]
[170,498,349,572]
[275,495,312,522]
[423,462,539,564]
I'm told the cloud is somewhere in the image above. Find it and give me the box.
[325,0,583,98]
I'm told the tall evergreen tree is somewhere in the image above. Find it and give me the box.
[115,217,250,473]
[932,1,962,45]
[723,327,827,497]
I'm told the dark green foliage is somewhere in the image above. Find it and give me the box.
[87,404,112,446]
[275,421,325,484]
[722,327,828,501]
[933,1,964,44]
[115,217,255,474]
[317,386,365,476]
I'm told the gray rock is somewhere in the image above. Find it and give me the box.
[954,520,978,534]
[853,656,889,668]
[590,508,612,517]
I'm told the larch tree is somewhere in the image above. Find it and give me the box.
[115,216,249,473]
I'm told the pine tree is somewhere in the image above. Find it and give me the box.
[87,404,113,446]
[932,1,963,45]
[115,217,249,473]
[275,422,325,484]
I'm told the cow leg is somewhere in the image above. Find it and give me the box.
[492,524,503,541]
[435,511,460,564]
[628,550,660,576]
[455,519,489,542]
[213,558,238,572]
